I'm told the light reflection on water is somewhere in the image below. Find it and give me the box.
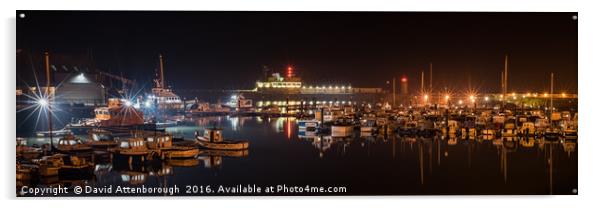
[19,116,577,196]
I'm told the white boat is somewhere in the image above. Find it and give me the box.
[298,129,317,139]
[298,119,319,130]
[36,128,72,137]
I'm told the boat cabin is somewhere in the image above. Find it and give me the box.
[94,98,144,126]
[521,122,535,129]
[57,135,92,152]
[492,115,505,124]
[119,138,148,151]
[144,133,173,149]
[17,137,27,146]
[504,122,516,130]
[204,128,224,143]
[535,118,550,129]
[447,120,459,129]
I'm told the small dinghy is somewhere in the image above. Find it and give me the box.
[195,128,249,150]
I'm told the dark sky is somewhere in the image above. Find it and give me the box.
[17,11,578,93]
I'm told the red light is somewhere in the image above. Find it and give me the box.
[401,77,407,82]
[287,66,293,78]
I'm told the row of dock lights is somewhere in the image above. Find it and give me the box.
[301,85,352,90]
[257,100,355,107]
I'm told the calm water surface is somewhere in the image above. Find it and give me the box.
[19,116,578,196]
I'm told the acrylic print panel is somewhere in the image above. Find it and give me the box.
[16,11,577,196]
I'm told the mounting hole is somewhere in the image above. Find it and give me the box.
[572,188,577,194]
[19,13,26,19]
[572,15,577,20]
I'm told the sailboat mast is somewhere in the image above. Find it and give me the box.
[501,70,504,101]
[392,77,396,107]
[550,72,554,117]
[504,55,508,98]
[159,54,165,88]
[429,63,433,92]
[421,71,424,93]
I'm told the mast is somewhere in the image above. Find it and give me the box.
[504,55,508,99]
[429,63,433,92]
[159,54,165,88]
[44,52,54,151]
[392,78,396,107]
[550,72,554,123]
[501,71,504,101]
[421,70,424,93]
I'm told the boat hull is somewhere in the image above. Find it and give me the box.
[196,140,249,150]
[162,148,199,159]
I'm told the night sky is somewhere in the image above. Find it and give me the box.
[17,11,577,93]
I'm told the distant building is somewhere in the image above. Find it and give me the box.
[55,72,106,106]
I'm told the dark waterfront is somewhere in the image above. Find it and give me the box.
[17,116,577,196]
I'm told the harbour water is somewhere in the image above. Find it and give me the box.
[17,116,577,196]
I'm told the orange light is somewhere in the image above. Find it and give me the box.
[401,77,407,82]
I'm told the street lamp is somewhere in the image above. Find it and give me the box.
[38,98,48,107]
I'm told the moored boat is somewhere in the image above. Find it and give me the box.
[501,121,518,138]
[87,129,119,149]
[56,134,93,153]
[94,98,145,127]
[519,122,536,137]
[16,138,42,159]
[36,128,72,137]
[562,124,578,139]
[298,119,319,131]
[331,117,354,137]
[195,128,249,150]
[108,137,150,163]
[360,118,377,133]
[32,154,64,177]
[543,128,563,140]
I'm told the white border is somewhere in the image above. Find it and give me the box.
[2,0,600,207]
